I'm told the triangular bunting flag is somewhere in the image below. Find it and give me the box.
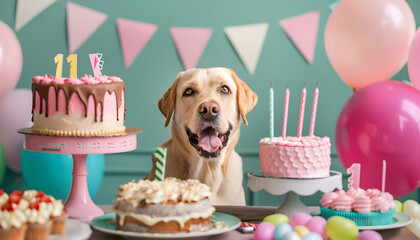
[15,0,57,31]
[117,18,158,68]
[66,2,108,53]
[224,23,269,75]
[279,11,320,64]
[170,27,213,70]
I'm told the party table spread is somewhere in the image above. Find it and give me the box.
[88,205,418,240]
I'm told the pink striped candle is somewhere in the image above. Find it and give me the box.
[309,82,319,136]
[382,160,387,192]
[347,163,361,189]
[282,87,290,139]
[297,83,307,138]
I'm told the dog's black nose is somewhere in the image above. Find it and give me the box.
[199,102,219,120]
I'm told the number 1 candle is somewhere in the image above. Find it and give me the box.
[54,54,63,79]
[309,81,319,136]
[347,163,361,189]
[270,81,274,140]
[297,83,307,138]
[282,86,290,139]
[67,54,77,78]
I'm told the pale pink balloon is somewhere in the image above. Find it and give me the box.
[325,0,415,89]
[0,89,32,173]
[408,28,420,90]
[0,21,23,99]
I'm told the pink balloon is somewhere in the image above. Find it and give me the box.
[408,28,420,90]
[0,89,32,173]
[0,21,23,99]
[336,81,420,198]
[325,0,415,89]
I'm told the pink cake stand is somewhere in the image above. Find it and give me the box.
[18,127,142,221]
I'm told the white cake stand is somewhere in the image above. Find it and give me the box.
[248,171,343,217]
[18,127,142,221]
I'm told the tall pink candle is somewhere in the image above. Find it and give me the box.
[309,82,319,136]
[382,160,387,192]
[282,87,290,139]
[297,83,307,138]
[347,163,361,189]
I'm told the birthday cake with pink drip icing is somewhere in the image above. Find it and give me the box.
[31,74,125,136]
[259,136,331,178]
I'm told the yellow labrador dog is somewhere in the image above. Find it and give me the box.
[146,68,257,205]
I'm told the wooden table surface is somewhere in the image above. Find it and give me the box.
[88,205,419,240]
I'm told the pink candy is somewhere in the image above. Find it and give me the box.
[32,74,123,85]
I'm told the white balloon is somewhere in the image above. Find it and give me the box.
[283,231,302,240]
[0,89,32,173]
[407,219,420,238]
[404,200,420,219]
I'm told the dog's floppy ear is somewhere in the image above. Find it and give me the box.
[158,73,182,127]
[231,70,258,125]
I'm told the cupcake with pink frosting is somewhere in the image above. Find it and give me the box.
[320,188,395,226]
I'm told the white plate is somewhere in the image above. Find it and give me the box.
[91,212,241,240]
[358,211,413,230]
[50,219,92,240]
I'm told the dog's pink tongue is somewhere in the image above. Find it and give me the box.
[198,135,222,153]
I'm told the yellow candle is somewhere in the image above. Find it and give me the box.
[67,54,77,78]
[54,54,63,79]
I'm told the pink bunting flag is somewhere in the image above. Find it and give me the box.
[66,2,108,53]
[170,27,213,70]
[279,11,320,64]
[117,18,158,68]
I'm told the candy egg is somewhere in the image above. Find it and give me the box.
[293,225,310,237]
[305,216,326,237]
[356,230,383,240]
[289,212,312,228]
[274,223,292,240]
[326,216,359,240]
[403,200,420,219]
[407,219,420,239]
[264,213,290,226]
[254,222,275,240]
[394,200,403,212]
[302,232,323,240]
[283,231,302,240]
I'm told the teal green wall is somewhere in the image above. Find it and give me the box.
[1,0,420,206]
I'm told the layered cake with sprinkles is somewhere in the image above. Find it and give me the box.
[31,74,125,136]
[114,177,215,233]
[259,136,331,178]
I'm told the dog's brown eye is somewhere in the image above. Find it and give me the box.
[221,86,231,94]
[184,88,194,96]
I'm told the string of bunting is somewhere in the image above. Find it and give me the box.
[15,0,322,74]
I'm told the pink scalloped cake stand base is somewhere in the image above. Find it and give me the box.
[18,127,142,221]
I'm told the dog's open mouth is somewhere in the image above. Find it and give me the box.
[186,125,231,158]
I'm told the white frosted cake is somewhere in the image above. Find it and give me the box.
[114,177,215,233]
[259,136,331,178]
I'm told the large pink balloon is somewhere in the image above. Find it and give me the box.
[325,0,416,89]
[336,81,420,198]
[0,21,23,99]
[408,28,420,90]
[0,89,32,173]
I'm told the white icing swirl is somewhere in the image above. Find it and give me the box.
[0,193,8,207]
[0,209,26,230]
[23,202,50,224]
[116,178,212,206]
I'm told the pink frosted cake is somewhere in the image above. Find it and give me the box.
[259,136,331,178]
[320,188,396,226]
[31,74,125,136]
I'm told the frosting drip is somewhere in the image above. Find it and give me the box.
[32,75,125,122]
